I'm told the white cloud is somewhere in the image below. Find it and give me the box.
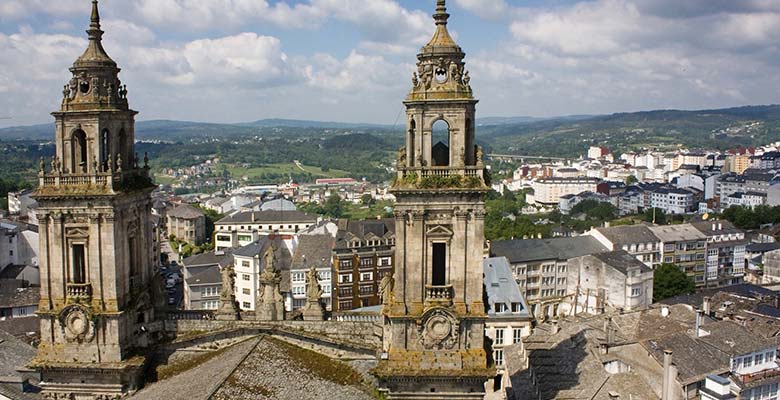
[453,0,511,20]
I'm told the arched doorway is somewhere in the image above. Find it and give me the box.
[431,119,449,167]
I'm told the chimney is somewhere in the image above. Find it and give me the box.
[775,295,780,309]
[712,223,716,231]
[703,297,711,316]
[551,320,560,334]
[251,212,255,223]
[718,222,723,230]
[662,350,673,400]
[695,310,702,337]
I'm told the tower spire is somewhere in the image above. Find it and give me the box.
[87,0,103,42]
[434,0,449,25]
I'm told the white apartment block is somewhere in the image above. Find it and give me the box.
[530,177,601,206]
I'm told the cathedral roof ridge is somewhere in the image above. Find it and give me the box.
[74,0,117,69]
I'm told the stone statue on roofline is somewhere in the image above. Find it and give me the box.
[256,245,284,321]
[302,262,325,321]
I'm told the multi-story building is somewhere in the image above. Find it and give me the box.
[700,331,780,399]
[490,236,609,319]
[182,251,232,310]
[214,210,318,251]
[483,257,532,386]
[167,204,206,245]
[649,224,708,286]
[649,187,695,214]
[232,236,293,312]
[530,177,601,206]
[289,234,334,311]
[332,219,394,312]
[749,151,780,170]
[587,225,662,268]
[567,251,654,313]
[717,172,774,198]
[6,189,36,217]
[721,191,766,210]
[692,220,747,287]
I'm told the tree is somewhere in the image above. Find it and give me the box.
[643,208,667,225]
[653,263,695,302]
[361,194,375,206]
[625,175,639,185]
[322,193,345,218]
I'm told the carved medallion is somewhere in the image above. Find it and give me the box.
[418,307,459,350]
[58,304,96,343]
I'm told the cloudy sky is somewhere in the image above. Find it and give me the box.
[1,0,779,128]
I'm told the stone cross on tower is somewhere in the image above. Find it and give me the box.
[374,1,492,398]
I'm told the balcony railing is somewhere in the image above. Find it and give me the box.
[735,367,780,384]
[399,166,484,181]
[66,282,92,301]
[38,168,150,192]
[425,284,454,307]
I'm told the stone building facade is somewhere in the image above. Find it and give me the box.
[374,1,493,397]
[28,2,162,397]
[167,204,206,245]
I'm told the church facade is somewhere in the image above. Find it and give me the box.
[29,1,162,398]
[374,1,493,398]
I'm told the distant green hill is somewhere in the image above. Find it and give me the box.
[479,105,780,157]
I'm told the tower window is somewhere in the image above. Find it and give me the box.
[431,120,450,167]
[72,130,88,173]
[432,242,446,286]
[79,81,90,94]
[72,244,87,284]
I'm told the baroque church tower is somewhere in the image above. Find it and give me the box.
[375,1,492,398]
[30,1,160,397]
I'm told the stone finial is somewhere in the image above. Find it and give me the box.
[435,0,449,25]
[88,0,102,41]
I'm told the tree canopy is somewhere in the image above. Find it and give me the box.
[653,263,695,302]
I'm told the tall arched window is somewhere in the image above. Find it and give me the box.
[72,130,87,173]
[117,129,127,168]
[431,119,450,167]
[100,129,110,171]
[408,119,416,167]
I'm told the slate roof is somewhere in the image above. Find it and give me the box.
[232,237,293,291]
[168,204,205,220]
[590,250,652,274]
[216,210,317,225]
[291,235,334,271]
[642,327,729,385]
[747,242,780,253]
[649,224,707,243]
[185,265,221,287]
[0,265,39,282]
[0,284,39,309]
[484,257,530,319]
[489,236,609,263]
[691,220,743,236]
[182,251,233,268]
[593,225,659,246]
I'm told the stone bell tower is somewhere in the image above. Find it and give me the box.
[30,1,160,398]
[374,1,492,398]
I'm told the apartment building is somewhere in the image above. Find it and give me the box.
[232,236,293,312]
[649,224,708,286]
[483,257,533,380]
[692,220,747,287]
[289,234,334,311]
[587,225,662,268]
[214,210,318,251]
[332,219,395,312]
[167,204,206,245]
[489,236,609,319]
[530,177,601,206]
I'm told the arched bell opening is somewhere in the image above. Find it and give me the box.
[431,119,450,167]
